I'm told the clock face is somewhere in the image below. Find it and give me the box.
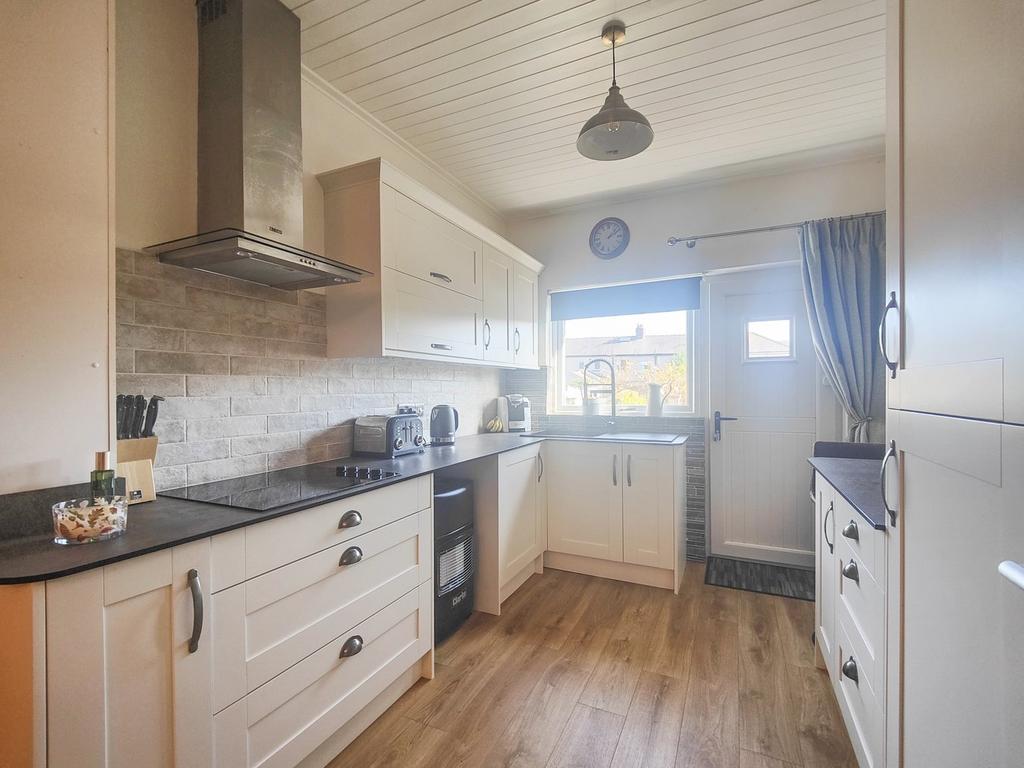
[589,217,629,259]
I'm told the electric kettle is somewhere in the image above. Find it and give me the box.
[430,405,459,446]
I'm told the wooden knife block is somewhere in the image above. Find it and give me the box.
[116,437,158,504]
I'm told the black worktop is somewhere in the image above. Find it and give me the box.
[0,434,543,584]
[808,456,886,530]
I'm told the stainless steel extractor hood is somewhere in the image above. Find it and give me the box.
[144,0,366,290]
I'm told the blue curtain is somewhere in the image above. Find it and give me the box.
[799,213,886,442]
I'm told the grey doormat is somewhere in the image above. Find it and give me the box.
[704,556,815,601]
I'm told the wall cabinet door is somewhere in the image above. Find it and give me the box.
[497,444,545,585]
[482,244,514,364]
[46,539,213,768]
[621,445,674,569]
[512,263,539,369]
[890,411,1024,768]
[546,441,622,561]
[885,0,1024,424]
[383,269,482,361]
[815,476,838,679]
[383,187,484,300]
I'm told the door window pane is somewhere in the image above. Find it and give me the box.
[745,318,793,360]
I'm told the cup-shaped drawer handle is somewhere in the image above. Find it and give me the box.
[338,510,362,529]
[842,559,860,584]
[842,520,859,541]
[841,656,859,684]
[429,271,453,283]
[339,635,364,658]
[338,546,363,566]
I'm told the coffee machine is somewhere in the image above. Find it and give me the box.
[497,395,531,433]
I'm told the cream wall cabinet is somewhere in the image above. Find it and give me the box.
[318,159,542,368]
[883,0,1024,424]
[545,440,686,592]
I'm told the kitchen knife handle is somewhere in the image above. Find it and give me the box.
[130,394,147,438]
[142,396,164,438]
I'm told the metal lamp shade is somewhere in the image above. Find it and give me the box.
[576,85,653,161]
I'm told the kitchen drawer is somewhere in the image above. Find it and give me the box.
[214,582,432,768]
[836,617,882,768]
[833,494,883,584]
[214,510,431,709]
[383,268,483,361]
[244,476,429,578]
[383,186,483,300]
[837,539,884,693]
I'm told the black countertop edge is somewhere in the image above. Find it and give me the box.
[0,434,545,585]
[807,456,886,531]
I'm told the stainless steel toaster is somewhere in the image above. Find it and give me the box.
[353,414,426,458]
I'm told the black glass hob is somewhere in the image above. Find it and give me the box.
[161,461,400,512]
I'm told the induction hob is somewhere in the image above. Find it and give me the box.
[161,461,400,512]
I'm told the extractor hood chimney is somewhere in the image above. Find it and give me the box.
[144,0,366,290]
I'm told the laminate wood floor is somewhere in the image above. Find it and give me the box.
[329,565,856,768]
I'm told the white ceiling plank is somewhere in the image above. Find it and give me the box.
[413,38,881,157]
[441,74,882,172]
[389,11,884,136]
[364,0,809,118]
[295,0,886,213]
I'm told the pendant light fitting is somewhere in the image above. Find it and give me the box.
[576,21,654,161]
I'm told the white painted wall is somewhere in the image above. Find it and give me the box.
[507,157,885,294]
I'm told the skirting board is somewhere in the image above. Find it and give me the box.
[543,551,675,590]
[297,654,429,768]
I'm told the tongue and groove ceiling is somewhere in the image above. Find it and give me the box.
[288,0,885,215]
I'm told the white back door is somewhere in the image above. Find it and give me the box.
[708,265,817,566]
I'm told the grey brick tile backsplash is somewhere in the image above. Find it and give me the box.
[118,252,500,491]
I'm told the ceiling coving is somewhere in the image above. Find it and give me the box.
[577,22,654,161]
[292,0,886,214]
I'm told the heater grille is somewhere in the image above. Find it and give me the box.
[437,534,473,596]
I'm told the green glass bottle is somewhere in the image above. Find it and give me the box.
[91,450,115,499]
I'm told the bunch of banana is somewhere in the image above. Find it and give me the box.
[486,417,505,433]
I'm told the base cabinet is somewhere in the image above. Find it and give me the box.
[815,478,838,679]
[45,539,213,768]
[545,440,686,590]
[497,444,546,588]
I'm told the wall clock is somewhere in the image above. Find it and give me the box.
[589,217,629,259]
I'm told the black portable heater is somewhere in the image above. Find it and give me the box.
[433,478,475,644]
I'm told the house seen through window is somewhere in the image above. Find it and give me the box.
[552,309,693,414]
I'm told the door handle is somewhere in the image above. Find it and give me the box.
[483,319,491,349]
[537,453,544,483]
[187,568,203,654]
[841,656,859,684]
[514,328,521,353]
[841,520,859,541]
[823,501,834,555]
[880,440,898,526]
[338,510,362,529]
[431,343,453,351]
[626,454,632,487]
[429,271,453,284]
[879,291,899,379]
[612,454,618,486]
[713,410,738,441]
[338,546,363,566]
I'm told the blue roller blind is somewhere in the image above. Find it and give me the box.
[550,277,701,321]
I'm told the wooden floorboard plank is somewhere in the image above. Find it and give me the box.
[737,592,805,766]
[610,671,688,768]
[330,570,854,768]
[579,583,661,715]
[674,618,740,768]
[481,657,593,768]
[545,703,625,768]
